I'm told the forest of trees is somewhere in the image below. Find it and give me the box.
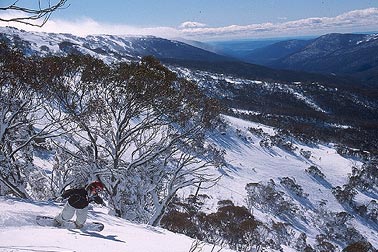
[0,42,223,226]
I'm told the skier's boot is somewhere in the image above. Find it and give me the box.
[53,218,62,227]
[74,221,84,229]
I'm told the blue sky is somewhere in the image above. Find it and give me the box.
[53,0,377,26]
[1,0,378,40]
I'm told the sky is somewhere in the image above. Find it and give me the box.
[1,0,378,41]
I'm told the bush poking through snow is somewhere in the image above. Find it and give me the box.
[280,177,309,198]
[305,166,325,179]
[342,241,376,252]
[245,180,299,216]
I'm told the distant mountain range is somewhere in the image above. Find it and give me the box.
[227,33,378,86]
[0,27,358,87]
[241,39,313,65]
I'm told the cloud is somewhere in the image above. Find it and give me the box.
[179,8,378,39]
[179,21,207,29]
[0,12,181,38]
[1,8,378,40]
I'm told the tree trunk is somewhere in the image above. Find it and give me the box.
[0,175,29,199]
[149,193,176,227]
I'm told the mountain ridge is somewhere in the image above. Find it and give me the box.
[230,32,378,86]
[0,26,364,88]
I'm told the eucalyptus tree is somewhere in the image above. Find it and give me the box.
[45,54,222,224]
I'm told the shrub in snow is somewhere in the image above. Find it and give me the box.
[161,194,211,239]
[342,241,376,252]
[305,166,325,179]
[161,210,200,239]
[315,234,336,252]
[271,221,295,246]
[336,145,371,160]
[348,160,378,192]
[366,200,378,222]
[217,199,234,208]
[332,185,357,204]
[162,196,287,252]
[203,205,260,251]
[295,233,315,252]
[217,123,228,135]
[203,144,227,168]
[300,149,312,159]
[246,180,299,216]
[248,127,266,137]
[259,137,273,148]
[357,200,378,223]
[258,132,298,152]
[280,177,308,198]
[314,210,365,246]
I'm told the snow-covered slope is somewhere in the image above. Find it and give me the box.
[185,115,377,249]
[0,197,233,252]
[0,113,377,251]
[0,26,233,64]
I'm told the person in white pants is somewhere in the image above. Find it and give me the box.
[55,202,89,228]
[55,181,105,228]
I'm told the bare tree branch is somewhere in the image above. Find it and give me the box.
[0,0,68,27]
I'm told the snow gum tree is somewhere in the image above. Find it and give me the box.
[0,43,66,198]
[44,54,221,225]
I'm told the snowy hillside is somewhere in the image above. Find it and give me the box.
[203,115,357,208]
[0,26,232,64]
[0,197,233,252]
[0,26,377,251]
[1,114,377,251]
[191,115,378,249]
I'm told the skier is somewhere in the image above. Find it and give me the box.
[54,181,106,228]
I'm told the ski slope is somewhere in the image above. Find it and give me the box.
[0,197,234,252]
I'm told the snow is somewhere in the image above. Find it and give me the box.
[356,33,378,45]
[286,87,327,113]
[0,197,233,252]
[184,115,377,249]
[0,114,377,251]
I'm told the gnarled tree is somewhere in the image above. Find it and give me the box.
[43,54,222,225]
[0,43,67,198]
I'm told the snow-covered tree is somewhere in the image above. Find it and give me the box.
[44,54,221,224]
[246,180,298,216]
[0,43,66,198]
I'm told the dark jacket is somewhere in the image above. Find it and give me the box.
[62,187,104,209]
